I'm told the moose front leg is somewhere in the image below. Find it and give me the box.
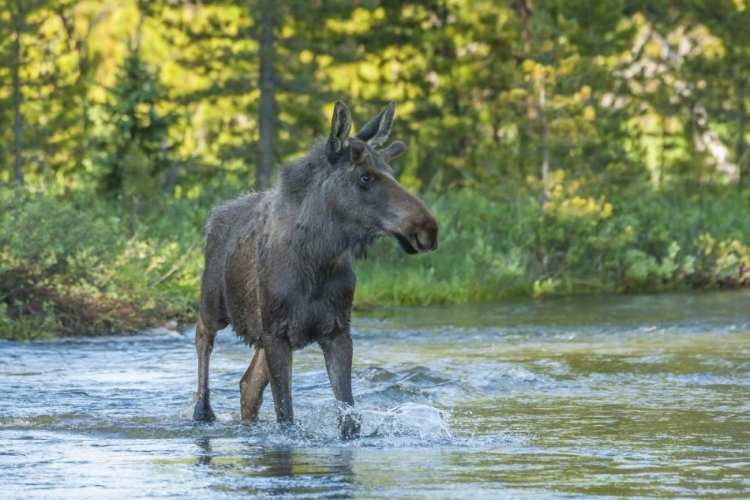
[240,348,270,422]
[321,332,360,440]
[194,316,217,421]
[264,337,294,425]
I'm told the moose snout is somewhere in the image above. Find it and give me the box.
[412,215,439,253]
[389,183,439,255]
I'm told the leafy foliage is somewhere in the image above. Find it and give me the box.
[355,187,750,304]
[0,0,749,338]
[94,45,174,202]
[0,191,196,339]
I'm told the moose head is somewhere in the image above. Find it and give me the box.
[321,100,439,257]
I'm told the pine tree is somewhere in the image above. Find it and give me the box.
[94,41,173,204]
[0,0,47,186]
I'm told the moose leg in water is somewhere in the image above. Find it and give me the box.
[240,348,270,422]
[321,332,360,440]
[264,336,294,424]
[194,316,218,421]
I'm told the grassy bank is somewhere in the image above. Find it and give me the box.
[356,188,750,304]
[2,187,749,340]
[0,191,201,340]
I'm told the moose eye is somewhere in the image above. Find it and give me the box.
[359,172,373,184]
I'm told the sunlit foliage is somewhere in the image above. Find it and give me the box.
[0,0,749,337]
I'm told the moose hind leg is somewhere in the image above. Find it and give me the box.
[193,316,218,421]
[264,337,294,424]
[240,348,270,422]
[321,333,360,440]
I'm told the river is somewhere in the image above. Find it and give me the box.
[1,291,749,498]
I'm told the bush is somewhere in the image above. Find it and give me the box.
[354,186,750,304]
[0,191,200,340]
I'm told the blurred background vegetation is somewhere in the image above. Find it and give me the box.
[1,0,749,339]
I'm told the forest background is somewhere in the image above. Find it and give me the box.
[1,0,749,339]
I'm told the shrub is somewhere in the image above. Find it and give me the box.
[0,191,198,340]
[355,187,750,304]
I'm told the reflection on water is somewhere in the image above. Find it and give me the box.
[1,291,749,498]
[196,436,213,467]
[190,434,358,497]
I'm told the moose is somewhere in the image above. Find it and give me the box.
[192,100,438,439]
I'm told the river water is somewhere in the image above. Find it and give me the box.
[1,292,749,498]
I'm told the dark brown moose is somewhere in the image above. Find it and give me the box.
[192,100,438,439]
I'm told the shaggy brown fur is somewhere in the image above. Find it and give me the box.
[192,101,438,439]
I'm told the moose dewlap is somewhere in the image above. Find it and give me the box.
[191,100,438,439]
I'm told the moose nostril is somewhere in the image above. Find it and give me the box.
[414,232,427,251]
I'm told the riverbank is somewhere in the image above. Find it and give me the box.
[2,188,749,340]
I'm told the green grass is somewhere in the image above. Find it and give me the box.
[354,188,750,304]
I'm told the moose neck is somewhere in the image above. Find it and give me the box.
[292,197,352,269]
[277,154,359,282]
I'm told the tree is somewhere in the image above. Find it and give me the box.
[93,35,174,210]
[684,0,750,187]
[3,1,46,186]
[255,0,275,191]
[10,0,25,186]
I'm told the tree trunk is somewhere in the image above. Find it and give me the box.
[539,79,550,200]
[256,0,275,191]
[660,114,667,185]
[12,2,24,187]
[57,7,100,173]
[737,77,747,188]
[162,138,179,193]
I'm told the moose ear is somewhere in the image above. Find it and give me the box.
[350,139,366,164]
[382,141,406,162]
[356,100,396,148]
[327,101,352,157]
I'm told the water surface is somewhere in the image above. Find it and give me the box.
[2,292,749,498]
